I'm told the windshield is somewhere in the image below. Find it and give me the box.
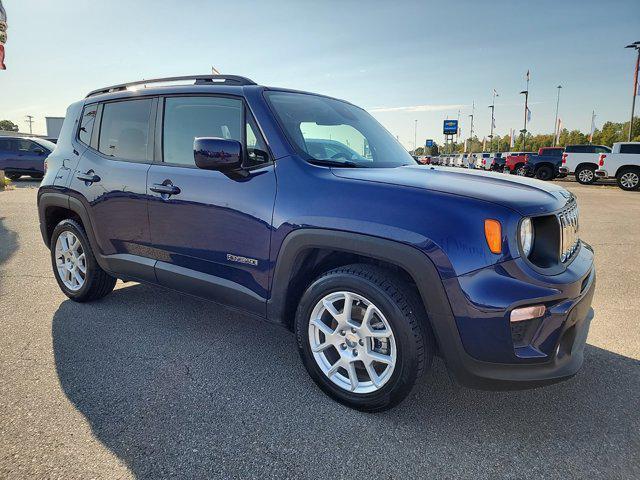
[265,91,414,168]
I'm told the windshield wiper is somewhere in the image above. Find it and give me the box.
[308,159,360,168]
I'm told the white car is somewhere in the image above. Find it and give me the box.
[477,152,491,170]
[559,144,611,184]
[595,142,640,190]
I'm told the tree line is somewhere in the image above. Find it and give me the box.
[416,117,640,155]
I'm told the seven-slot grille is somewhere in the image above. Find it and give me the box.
[558,199,579,262]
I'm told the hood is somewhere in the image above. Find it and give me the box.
[331,165,571,216]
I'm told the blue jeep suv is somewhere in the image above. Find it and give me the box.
[38,75,596,411]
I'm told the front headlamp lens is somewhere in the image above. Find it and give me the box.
[520,217,534,257]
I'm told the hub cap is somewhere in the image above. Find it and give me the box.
[578,169,594,182]
[308,291,397,394]
[55,231,86,291]
[620,172,639,189]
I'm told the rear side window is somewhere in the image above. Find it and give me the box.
[78,103,98,146]
[619,144,640,154]
[162,96,243,166]
[98,99,152,161]
[0,137,13,152]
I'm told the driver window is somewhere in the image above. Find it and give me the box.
[299,122,372,162]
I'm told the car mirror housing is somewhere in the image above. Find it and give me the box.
[193,137,242,171]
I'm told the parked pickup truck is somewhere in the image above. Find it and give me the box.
[504,152,532,175]
[521,147,565,180]
[558,144,611,184]
[595,142,640,190]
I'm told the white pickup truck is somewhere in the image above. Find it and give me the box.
[559,144,611,184]
[595,142,640,190]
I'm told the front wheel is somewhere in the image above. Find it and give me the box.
[575,165,597,185]
[516,164,527,176]
[616,167,640,191]
[295,264,433,411]
[7,173,21,181]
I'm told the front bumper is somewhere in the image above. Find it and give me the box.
[435,243,596,390]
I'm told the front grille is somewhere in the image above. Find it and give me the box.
[557,199,579,262]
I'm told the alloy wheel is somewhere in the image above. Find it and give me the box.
[578,169,594,183]
[308,291,396,394]
[620,172,639,189]
[55,231,86,291]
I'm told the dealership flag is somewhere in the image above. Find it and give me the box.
[0,0,6,70]
[526,107,532,123]
[509,129,515,148]
[556,118,562,144]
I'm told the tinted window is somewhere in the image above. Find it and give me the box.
[595,146,611,153]
[163,96,242,166]
[99,99,152,161]
[619,144,640,154]
[16,139,42,153]
[0,137,13,152]
[78,103,98,146]
[543,148,564,156]
[246,112,270,168]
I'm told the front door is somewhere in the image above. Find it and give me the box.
[147,96,276,316]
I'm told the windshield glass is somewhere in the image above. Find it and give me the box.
[266,91,414,168]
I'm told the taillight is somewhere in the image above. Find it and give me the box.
[599,154,606,167]
[562,153,567,164]
[525,155,530,163]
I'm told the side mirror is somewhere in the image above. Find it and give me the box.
[194,137,242,171]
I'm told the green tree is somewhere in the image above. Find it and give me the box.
[0,120,19,132]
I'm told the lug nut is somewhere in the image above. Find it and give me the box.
[352,349,358,356]
[351,328,357,334]
[339,330,345,336]
[340,343,347,350]
[359,339,364,346]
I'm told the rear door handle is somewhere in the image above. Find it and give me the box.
[76,171,101,184]
[150,183,181,196]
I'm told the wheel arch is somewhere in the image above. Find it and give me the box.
[614,164,640,177]
[575,162,598,171]
[267,230,455,348]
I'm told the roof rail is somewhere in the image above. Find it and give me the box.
[85,75,257,98]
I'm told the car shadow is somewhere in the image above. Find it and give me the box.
[7,178,41,189]
[52,283,640,478]
[0,216,18,266]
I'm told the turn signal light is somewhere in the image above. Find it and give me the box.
[484,219,502,254]
[511,305,546,323]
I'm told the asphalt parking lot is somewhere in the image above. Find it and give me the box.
[0,179,638,479]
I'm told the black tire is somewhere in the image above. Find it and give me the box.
[30,174,44,180]
[7,173,21,181]
[50,219,117,302]
[294,264,434,412]
[536,165,554,181]
[575,165,597,185]
[616,167,640,191]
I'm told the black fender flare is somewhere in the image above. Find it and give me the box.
[266,229,460,353]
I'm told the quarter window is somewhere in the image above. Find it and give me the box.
[163,96,243,166]
[78,103,98,146]
[98,99,152,161]
[245,112,270,167]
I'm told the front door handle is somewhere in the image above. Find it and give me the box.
[150,182,181,196]
[76,171,101,184]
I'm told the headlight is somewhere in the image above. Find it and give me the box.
[520,217,534,257]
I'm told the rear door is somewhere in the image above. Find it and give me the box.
[68,97,156,282]
[146,95,276,316]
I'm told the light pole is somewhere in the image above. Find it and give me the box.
[589,110,596,143]
[520,71,530,151]
[625,41,640,141]
[488,89,498,152]
[413,119,417,154]
[553,85,562,146]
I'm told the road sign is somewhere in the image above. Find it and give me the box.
[425,139,433,147]
[443,120,458,135]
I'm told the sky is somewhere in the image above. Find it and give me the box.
[0,0,639,150]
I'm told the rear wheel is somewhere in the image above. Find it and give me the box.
[50,219,117,302]
[7,173,21,181]
[616,167,640,191]
[295,264,433,411]
[575,165,596,185]
[536,165,554,181]
[516,164,526,176]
